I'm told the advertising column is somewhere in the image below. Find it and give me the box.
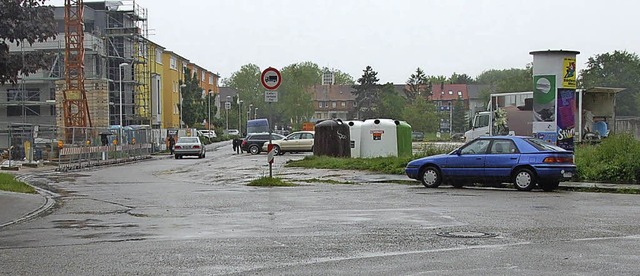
[530,50,579,150]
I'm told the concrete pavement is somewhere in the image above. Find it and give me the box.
[1,148,638,229]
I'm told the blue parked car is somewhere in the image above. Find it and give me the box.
[405,136,576,191]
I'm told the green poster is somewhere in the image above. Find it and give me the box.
[533,75,556,122]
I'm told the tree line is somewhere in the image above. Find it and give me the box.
[2,3,638,132]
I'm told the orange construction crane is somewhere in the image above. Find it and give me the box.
[63,0,92,141]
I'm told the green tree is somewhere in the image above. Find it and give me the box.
[475,66,532,92]
[451,96,466,132]
[278,62,319,127]
[449,72,474,84]
[402,96,438,133]
[405,67,431,101]
[0,0,56,84]
[223,63,262,119]
[180,68,206,128]
[579,50,640,116]
[352,66,380,119]
[377,82,406,119]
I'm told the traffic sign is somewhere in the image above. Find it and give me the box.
[267,143,275,164]
[261,67,282,90]
[225,102,231,110]
[265,91,278,102]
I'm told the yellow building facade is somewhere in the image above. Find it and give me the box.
[161,51,190,129]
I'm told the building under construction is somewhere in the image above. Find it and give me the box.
[0,0,150,148]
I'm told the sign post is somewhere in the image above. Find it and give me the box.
[261,67,281,178]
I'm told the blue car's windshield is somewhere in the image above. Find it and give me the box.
[525,138,567,151]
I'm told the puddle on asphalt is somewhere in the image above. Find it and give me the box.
[53,219,138,229]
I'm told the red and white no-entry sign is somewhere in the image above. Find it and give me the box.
[261,67,282,90]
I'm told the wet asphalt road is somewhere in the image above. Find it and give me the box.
[1,142,640,275]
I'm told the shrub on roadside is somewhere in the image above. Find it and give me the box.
[575,133,640,183]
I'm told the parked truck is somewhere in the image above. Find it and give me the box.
[464,88,624,143]
[464,92,533,141]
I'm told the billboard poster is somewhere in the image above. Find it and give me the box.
[562,58,577,89]
[557,88,576,150]
[533,75,556,122]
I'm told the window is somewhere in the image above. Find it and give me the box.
[448,90,453,95]
[156,49,162,64]
[341,101,346,107]
[319,102,323,108]
[209,75,214,85]
[353,102,357,107]
[461,139,490,155]
[490,140,518,154]
[7,106,40,116]
[7,89,40,101]
[193,68,197,77]
[332,102,336,108]
[457,91,462,96]
[201,71,205,82]
[441,91,444,95]
[170,57,176,70]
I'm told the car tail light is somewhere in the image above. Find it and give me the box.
[174,145,182,149]
[543,156,574,163]
[241,140,246,146]
[193,145,200,149]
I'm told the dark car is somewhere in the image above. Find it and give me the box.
[241,133,285,155]
[405,136,576,191]
[411,131,425,141]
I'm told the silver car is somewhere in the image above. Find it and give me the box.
[174,137,206,159]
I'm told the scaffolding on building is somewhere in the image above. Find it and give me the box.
[101,0,150,126]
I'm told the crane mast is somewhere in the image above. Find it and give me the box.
[63,0,91,142]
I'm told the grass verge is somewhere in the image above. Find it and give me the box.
[247,177,298,187]
[0,173,36,194]
[286,155,414,175]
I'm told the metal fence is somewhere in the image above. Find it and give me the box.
[1,124,199,170]
[56,143,152,171]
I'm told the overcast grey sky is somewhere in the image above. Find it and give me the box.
[49,0,638,84]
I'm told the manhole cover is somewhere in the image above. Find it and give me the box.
[436,231,498,238]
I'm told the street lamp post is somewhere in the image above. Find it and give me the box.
[179,84,187,129]
[238,100,243,135]
[118,63,129,128]
[226,95,231,131]
[208,90,212,132]
[247,104,252,133]
[449,101,453,134]
[118,62,129,144]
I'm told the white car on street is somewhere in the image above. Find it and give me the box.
[263,131,315,155]
[198,130,216,138]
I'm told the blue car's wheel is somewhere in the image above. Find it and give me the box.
[420,166,442,188]
[513,168,536,191]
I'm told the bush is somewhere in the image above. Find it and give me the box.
[575,133,640,183]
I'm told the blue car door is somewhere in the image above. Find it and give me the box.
[484,139,520,179]
[446,139,490,178]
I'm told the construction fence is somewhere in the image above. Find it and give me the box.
[1,124,197,171]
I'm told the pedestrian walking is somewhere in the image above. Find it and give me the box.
[232,138,238,154]
[168,135,175,155]
[235,138,242,154]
